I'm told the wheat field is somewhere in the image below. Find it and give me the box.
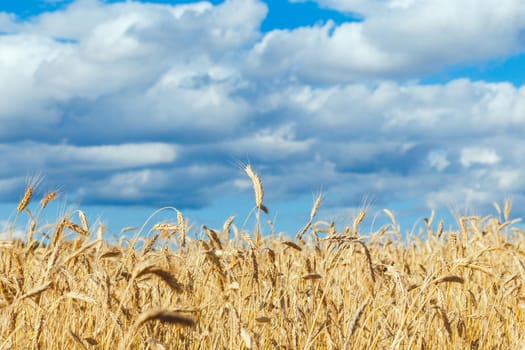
[1,169,525,349]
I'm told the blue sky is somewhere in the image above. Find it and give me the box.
[1,0,525,239]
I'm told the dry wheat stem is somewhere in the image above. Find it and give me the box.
[121,309,194,350]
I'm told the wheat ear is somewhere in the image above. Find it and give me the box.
[245,164,268,214]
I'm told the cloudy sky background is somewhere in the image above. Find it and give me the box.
[1,0,525,238]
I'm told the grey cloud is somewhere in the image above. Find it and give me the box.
[74,163,236,208]
[0,142,176,176]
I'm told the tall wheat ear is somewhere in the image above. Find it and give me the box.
[17,175,43,215]
[244,163,268,214]
[11,175,43,240]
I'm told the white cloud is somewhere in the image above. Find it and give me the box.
[0,34,72,122]
[224,124,315,160]
[0,0,266,134]
[491,169,525,191]
[427,151,450,171]
[246,0,525,82]
[144,65,250,131]
[460,147,500,167]
[62,143,177,169]
[0,143,177,174]
[259,79,525,140]
[425,187,494,212]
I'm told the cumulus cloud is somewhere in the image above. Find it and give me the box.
[460,147,500,168]
[223,124,316,161]
[0,0,266,140]
[0,142,176,174]
[246,0,525,83]
[1,0,525,230]
[427,151,450,172]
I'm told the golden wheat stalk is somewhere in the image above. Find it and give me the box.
[222,215,235,239]
[297,192,323,240]
[40,191,58,210]
[244,164,268,214]
[349,298,369,339]
[16,175,43,216]
[176,210,186,248]
[122,309,195,349]
[65,219,90,237]
[78,210,89,231]
[19,281,52,302]
[353,210,366,235]
[204,225,223,250]
[17,186,33,214]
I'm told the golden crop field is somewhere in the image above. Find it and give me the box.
[1,168,525,349]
